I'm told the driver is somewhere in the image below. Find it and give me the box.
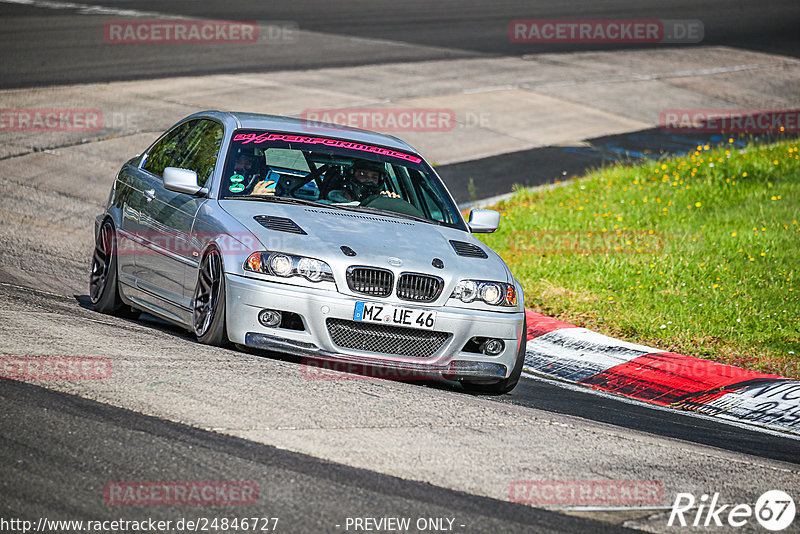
[227,147,269,194]
[230,147,260,179]
[329,160,400,202]
[229,147,274,196]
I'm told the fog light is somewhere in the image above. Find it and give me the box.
[480,339,504,356]
[258,309,282,327]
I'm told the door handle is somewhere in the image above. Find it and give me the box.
[144,188,156,201]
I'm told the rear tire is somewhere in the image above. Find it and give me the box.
[89,220,139,318]
[193,247,229,347]
[461,316,527,395]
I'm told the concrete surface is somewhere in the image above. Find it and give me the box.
[1,47,797,165]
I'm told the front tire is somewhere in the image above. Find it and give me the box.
[89,219,138,318]
[461,317,527,395]
[193,247,229,347]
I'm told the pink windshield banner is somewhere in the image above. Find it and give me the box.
[232,132,422,164]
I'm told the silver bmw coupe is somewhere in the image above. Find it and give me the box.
[90,111,526,393]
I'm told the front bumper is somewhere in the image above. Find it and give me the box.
[225,273,525,380]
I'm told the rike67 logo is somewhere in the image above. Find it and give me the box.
[669,490,795,531]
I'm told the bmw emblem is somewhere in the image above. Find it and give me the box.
[387,257,403,267]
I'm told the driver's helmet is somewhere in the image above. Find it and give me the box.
[230,146,261,179]
[347,159,386,198]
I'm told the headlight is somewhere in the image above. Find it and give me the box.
[244,251,334,283]
[480,283,503,305]
[269,254,293,277]
[297,257,325,282]
[451,280,517,307]
[454,280,478,302]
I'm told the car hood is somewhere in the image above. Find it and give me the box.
[219,200,511,284]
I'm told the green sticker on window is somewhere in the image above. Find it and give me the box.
[229,183,245,193]
[230,174,244,183]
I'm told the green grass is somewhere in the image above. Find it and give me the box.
[478,138,800,377]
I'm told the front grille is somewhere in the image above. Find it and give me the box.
[253,215,306,235]
[450,240,488,258]
[346,266,393,297]
[326,319,450,358]
[396,272,444,302]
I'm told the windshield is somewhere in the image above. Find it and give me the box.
[219,130,464,229]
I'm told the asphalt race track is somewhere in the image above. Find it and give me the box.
[1,1,800,533]
[1,0,799,88]
[2,280,799,532]
[1,379,628,533]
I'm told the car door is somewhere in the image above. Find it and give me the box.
[133,119,223,319]
[167,119,225,301]
[119,120,196,300]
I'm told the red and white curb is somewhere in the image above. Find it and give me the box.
[523,310,800,436]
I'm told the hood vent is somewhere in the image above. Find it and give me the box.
[253,215,306,235]
[303,208,414,226]
[450,240,488,259]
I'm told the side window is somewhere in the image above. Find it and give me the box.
[142,120,198,178]
[173,120,225,187]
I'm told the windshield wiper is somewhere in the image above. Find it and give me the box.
[339,204,442,225]
[229,195,326,208]
[231,195,444,226]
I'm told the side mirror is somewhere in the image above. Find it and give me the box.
[467,209,500,233]
[163,167,204,195]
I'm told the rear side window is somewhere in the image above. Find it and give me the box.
[172,120,225,187]
[142,120,197,178]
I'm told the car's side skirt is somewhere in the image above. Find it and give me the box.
[119,281,193,331]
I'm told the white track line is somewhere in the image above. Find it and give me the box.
[565,505,674,512]
[0,0,183,18]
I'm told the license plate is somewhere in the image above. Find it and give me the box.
[353,302,436,330]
